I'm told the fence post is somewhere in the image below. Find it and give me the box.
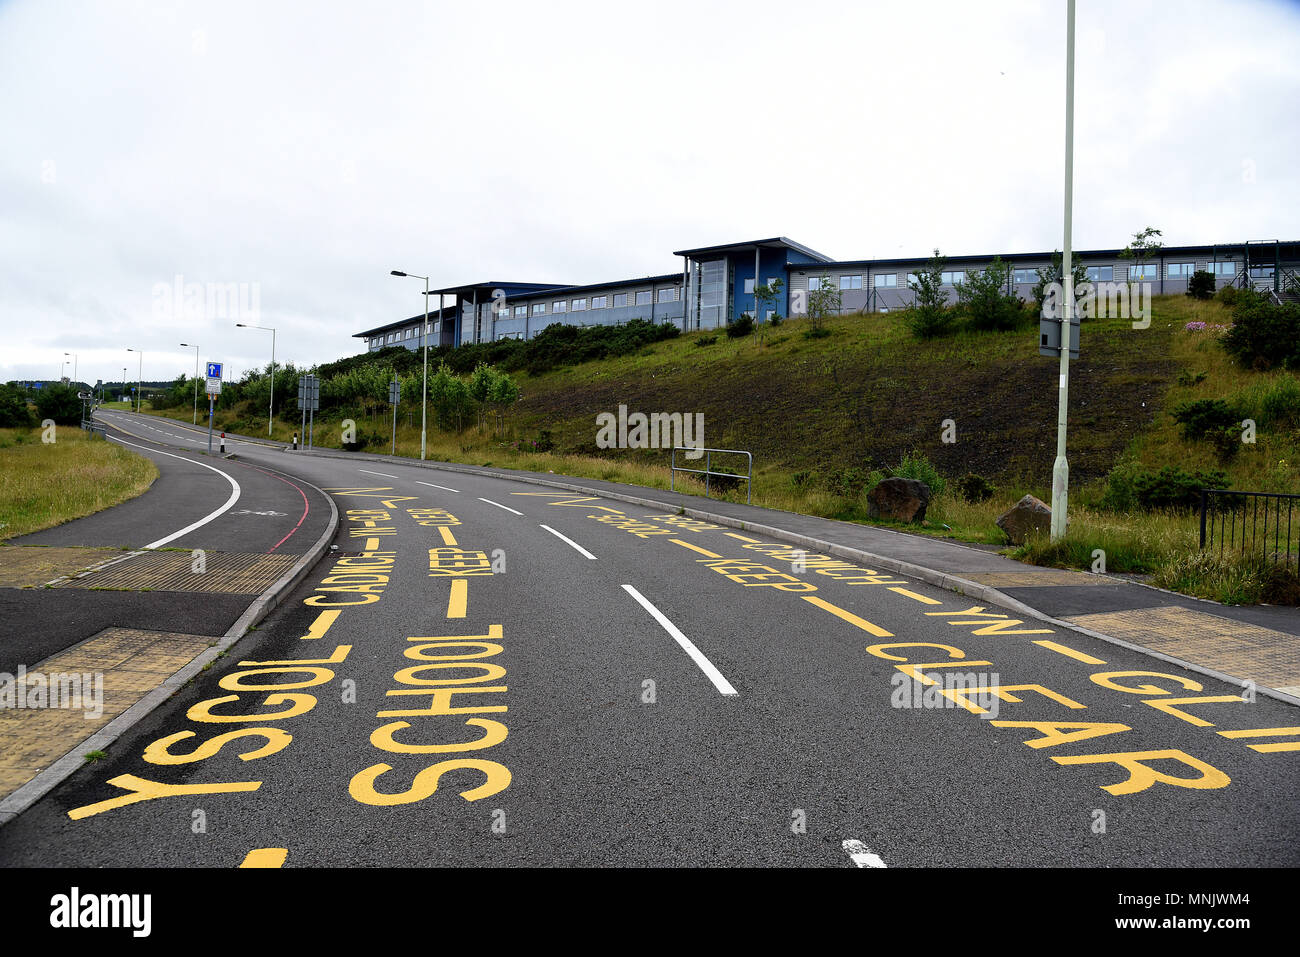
[1199,489,1208,549]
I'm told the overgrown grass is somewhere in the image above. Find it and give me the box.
[0,426,158,540]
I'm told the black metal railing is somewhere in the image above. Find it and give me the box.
[1200,489,1300,570]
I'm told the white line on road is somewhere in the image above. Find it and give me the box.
[107,435,241,549]
[842,840,887,868]
[416,481,460,493]
[539,524,597,559]
[478,497,523,516]
[621,584,737,696]
[358,468,398,478]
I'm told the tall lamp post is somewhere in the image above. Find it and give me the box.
[122,367,127,405]
[1050,0,1076,542]
[64,352,77,386]
[126,348,143,412]
[179,342,200,424]
[236,323,276,435]
[390,270,430,460]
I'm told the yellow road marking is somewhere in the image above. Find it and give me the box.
[364,537,380,551]
[802,596,893,637]
[438,525,458,546]
[725,533,760,543]
[888,587,942,605]
[1033,639,1106,664]
[240,848,288,868]
[299,610,341,641]
[1217,726,1300,753]
[447,579,468,618]
[671,539,722,558]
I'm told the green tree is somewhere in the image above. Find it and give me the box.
[487,371,520,436]
[754,277,784,323]
[0,383,35,428]
[1118,226,1164,281]
[806,276,842,334]
[905,249,956,339]
[1032,251,1088,317]
[958,256,1023,331]
[35,383,83,425]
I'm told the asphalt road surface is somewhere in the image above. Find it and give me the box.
[3,411,1298,868]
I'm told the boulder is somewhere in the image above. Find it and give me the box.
[867,477,931,523]
[996,494,1053,544]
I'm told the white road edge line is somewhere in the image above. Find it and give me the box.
[842,840,887,868]
[358,468,398,478]
[621,584,738,696]
[107,435,241,549]
[478,497,523,516]
[539,524,598,560]
[417,481,460,493]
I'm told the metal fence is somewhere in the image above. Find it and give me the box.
[1199,489,1299,570]
[670,447,752,504]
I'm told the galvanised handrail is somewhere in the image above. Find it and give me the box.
[1199,488,1299,571]
[671,446,752,504]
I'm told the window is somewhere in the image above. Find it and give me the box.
[743,278,755,294]
[592,295,607,309]
[532,303,546,315]
[1167,263,1195,278]
[553,300,567,313]
[613,293,627,307]
[765,310,774,321]
[1013,268,1038,284]
[1128,264,1157,280]
[636,291,651,305]
[658,288,675,303]
[941,270,965,285]
[571,298,587,311]
[1207,261,1235,277]
[514,305,527,317]
[875,274,897,288]
[1086,266,1113,282]
[1250,265,1275,279]
[840,274,863,290]
[807,275,825,289]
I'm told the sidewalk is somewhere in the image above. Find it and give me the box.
[280,441,1300,705]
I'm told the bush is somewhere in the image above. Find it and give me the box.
[767,314,784,327]
[1215,284,1244,308]
[905,249,957,339]
[695,335,718,347]
[884,451,946,498]
[726,314,755,338]
[958,257,1024,332]
[955,472,996,503]
[1171,398,1242,442]
[35,384,83,425]
[802,327,832,340]
[1186,270,1215,300]
[1101,461,1229,512]
[1221,289,1300,370]
[0,384,35,428]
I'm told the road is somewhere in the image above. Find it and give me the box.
[2,410,1298,868]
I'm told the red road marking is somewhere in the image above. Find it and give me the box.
[229,461,311,553]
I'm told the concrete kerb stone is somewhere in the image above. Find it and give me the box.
[286,445,1300,710]
[0,473,340,828]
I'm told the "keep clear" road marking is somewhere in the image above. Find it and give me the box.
[841,839,887,868]
[622,584,737,696]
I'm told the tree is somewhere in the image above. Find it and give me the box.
[0,383,35,428]
[958,256,1023,331]
[905,249,956,339]
[468,362,499,429]
[1118,226,1164,282]
[487,371,520,436]
[35,383,83,425]
[1186,270,1216,300]
[806,276,842,334]
[753,277,784,323]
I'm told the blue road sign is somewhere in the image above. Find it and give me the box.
[206,362,223,379]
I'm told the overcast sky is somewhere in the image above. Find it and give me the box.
[2,0,1297,386]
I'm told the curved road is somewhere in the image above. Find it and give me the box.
[2,410,1297,868]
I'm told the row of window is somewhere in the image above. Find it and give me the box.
[802,260,1244,291]
[509,287,678,318]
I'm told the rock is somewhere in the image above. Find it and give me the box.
[996,494,1053,544]
[867,477,931,523]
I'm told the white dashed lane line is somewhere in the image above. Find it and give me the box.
[478,497,523,516]
[842,840,888,868]
[539,524,598,560]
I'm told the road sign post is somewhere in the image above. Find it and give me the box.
[205,361,222,455]
[298,374,320,450]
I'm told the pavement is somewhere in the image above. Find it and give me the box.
[0,409,1295,870]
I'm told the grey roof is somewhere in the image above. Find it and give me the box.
[671,236,835,263]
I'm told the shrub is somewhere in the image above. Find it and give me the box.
[726,314,755,338]
[767,314,784,327]
[905,249,957,339]
[35,384,83,425]
[695,335,718,347]
[955,472,996,503]
[885,451,946,498]
[1103,463,1230,512]
[1215,284,1244,308]
[1221,289,1300,370]
[826,467,870,497]
[1171,398,1243,442]
[1186,270,1216,300]
[0,384,35,428]
[532,429,555,453]
[802,327,832,340]
[958,257,1024,332]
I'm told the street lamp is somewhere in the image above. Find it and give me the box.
[122,367,127,405]
[1050,0,1076,542]
[391,270,430,460]
[180,343,200,425]
[235,323,276,435]
[64,352,77,386]
[126,348,143,412]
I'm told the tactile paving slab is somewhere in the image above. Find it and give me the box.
[54,550,296,594]
[0,546,127,588]
[964,570,1115,587]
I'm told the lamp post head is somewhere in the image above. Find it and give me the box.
[235,323,247,328]
[391,270,407,277]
